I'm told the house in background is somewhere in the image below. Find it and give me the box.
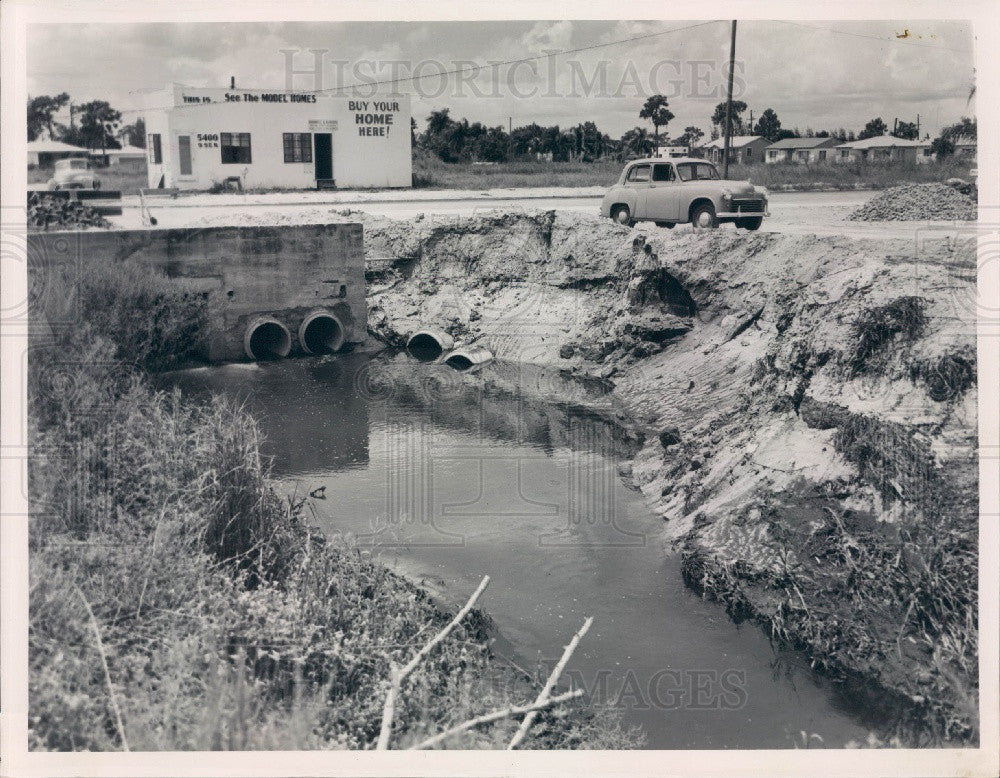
[89,145,148,172]
[833,135,928,164]
[765,136,839,164]
[698,136,771,165]
[27,139,88,168]
[951,135,977,160]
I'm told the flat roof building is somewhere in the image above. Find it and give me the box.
[141,83,412,190]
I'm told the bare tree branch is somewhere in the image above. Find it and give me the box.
[376,575,491,749]
[507,616,592,750]
[408,689,584,750]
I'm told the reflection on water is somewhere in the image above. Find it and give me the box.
[165,354,887,749]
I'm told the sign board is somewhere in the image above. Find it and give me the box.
[309,120,338,132]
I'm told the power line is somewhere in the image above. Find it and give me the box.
[772,20,971,54]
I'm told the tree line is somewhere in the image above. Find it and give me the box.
[27,93,145,151]
[28,91,975,164]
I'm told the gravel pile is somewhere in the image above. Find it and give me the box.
[848,183,976,222]
[27,192,111,231]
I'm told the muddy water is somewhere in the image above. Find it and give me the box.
[165,354,888,749]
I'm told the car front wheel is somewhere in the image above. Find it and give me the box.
[736,217,763,231]
[690,203,718,229]
[611,205,633,227]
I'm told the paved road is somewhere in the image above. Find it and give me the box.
[109,189,972,241]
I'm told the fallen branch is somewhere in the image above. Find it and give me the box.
[408,689,585,750]
[376,575,491,750]
[507,616,592,750]
[75,585,130,751]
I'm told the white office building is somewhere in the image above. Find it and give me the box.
[141,82,412,190]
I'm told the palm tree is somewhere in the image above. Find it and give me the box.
[620,127,653,159]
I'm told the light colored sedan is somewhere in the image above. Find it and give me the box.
[47,158,102,190]
[601,157,769,230]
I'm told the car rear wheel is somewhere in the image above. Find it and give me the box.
[736,217,763,231]
[690,203,718,229]
[611,205,634,227]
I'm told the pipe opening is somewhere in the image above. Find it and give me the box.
[244,318,292,361]
[443,346,492,372]
[300,312,345,354]
[407,332,448,362]
[443,354,474,371]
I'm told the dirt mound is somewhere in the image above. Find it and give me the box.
[366,209,978,741]
[848,183,976,221]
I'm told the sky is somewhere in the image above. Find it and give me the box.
[27,19,976,140]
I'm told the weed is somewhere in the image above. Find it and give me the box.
[845,297,927,377]
[910,349,977,402]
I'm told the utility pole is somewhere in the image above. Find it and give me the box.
[722,20,737,179]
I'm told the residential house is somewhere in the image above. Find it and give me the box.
[833,135,928,164]
[89,145,148,172]
[765,136,839,164]
[698,136,771,166]
[27,139,88,168]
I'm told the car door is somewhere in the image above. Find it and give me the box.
[641,163,679,221]
[623,163,651,217]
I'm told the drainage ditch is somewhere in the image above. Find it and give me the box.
[163,352,891,748]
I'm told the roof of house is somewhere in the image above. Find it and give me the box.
[88,145,147,157]
[27,139,88,154]
[699,135,767,149]
[837,135,928,149]
[768,136,839,150]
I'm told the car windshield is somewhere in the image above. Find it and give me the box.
[676,162,720,181]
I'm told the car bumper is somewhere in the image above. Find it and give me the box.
[717,208,770,218]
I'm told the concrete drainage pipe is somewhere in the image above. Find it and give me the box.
[299,309,346,354]
[244,317,292,361]
[443,345,493,371]
[406,329,455,362]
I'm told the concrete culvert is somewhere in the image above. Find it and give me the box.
[406,329,454,362]
[444,345,493,372]
[244,317,292,361]
[299,310,346,354]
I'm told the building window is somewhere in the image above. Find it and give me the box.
[148,134,162,164]
[798,150,809,160]
[746,147,753,159]
[221,133,252,164]
[818,150,827,161]
[283,133,313,163]
[841,149,850,158]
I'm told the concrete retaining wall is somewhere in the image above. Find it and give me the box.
[28,222,366,361]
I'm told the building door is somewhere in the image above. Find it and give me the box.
[314,133,333,180]
[178,136,192,175]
